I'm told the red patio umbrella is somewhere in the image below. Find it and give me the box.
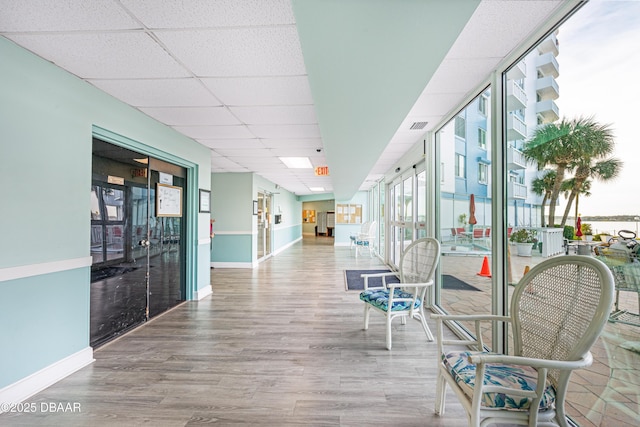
[576,215,583,237]
[469,194,477,226]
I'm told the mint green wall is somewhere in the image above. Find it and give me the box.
[253,174,302,253]
[0,268,88,387]
[210,173,303,264]
[0,37,211,388]
[211,235,254,263]
[211,173,253,263]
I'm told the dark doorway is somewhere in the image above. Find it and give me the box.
[90,139,186,347]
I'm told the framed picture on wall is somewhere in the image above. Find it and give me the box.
[156,183,182,217]
[199,189,211,213]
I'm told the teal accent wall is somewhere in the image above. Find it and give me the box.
[210,173,303,264]
[274,224,302,249]
[0,37,211,388]
[211,173,254,232]
[0,268,89,388]
[211,173,253,263]
[211,234,254,263]
[254,174,302,253]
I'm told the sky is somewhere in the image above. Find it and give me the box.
[554,0,640,217]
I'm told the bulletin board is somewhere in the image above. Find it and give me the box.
[336,203,362,224]
[156,183,183,217]
[303,209,316,223]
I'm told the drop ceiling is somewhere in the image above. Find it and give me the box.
[0,0,570,200]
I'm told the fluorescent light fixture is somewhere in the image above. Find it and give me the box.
[279,157,313,169]
[309,187,325,192]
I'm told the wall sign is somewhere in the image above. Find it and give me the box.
[199,189,211,213]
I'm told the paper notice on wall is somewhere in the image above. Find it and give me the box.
[159,172,173,184]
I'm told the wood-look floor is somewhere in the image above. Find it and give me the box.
[1,237,468,426]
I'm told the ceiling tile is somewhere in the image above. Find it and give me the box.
[139,106,239,126]
[120,0,295,28]
[89,78,220,107]
[230,105,317,125]
[268,147,322,158]
[261,138,323,149]
[155,27,306,77]
[213,148,274,158]
[410,92,467,117]
[447,1,563,59]
[423,58,500,95]
[198,139,265,150]
[6,32,189,79]
[211,158,247,171]
[202,76,313,106]
[174,125,254,139]
[248,124,321,139]
[0,0,140,31]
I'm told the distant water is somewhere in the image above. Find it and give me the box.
[572,221,640,236]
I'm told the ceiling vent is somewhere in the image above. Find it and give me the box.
[409,121,428,130]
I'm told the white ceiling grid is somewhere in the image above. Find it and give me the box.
[0,0,568,197]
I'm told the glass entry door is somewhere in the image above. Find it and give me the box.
[257,192,272,260]
[90,139,186,347]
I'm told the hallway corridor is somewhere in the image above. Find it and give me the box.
[1,237,466,426]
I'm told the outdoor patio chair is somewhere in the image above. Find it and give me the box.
[432,255,614,427]
[359,237,440,349]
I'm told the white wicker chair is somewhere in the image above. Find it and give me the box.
[432,255,614,427]
[353,221,377,258]
[360,237,440,349]
[350,221,371,250]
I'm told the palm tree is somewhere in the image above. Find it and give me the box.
[530,170,556,227]
[560,156,622,226]
[561,178,591,227]
[523,117,617,227]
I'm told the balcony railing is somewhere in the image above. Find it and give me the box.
[536,99,560,123]
[506,113,527,141]
[537,32,559,56]
[536,52,560,78]
[507,146,526,170]
[536,76,560,101]
[507,60,526,80]
[506,80,527,111]
[508,181,527,199]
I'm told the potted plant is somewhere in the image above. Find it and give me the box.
[458,213,467,230]
[509,228,538,256]
[581,223,593,242]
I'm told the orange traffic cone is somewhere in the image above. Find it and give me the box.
[477,256,491,277]
[524,266,536,293]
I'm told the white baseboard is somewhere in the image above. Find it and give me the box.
[211,261,255,269]
[194,285,212,300]
[273,237,302,256]
[0,347,94,410]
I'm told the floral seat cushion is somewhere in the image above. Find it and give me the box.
[442,351,556,410]
[359,288,420,311]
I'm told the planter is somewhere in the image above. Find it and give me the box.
[516,242,533,257]
[577,244,592,255]
[585,235,593,242]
